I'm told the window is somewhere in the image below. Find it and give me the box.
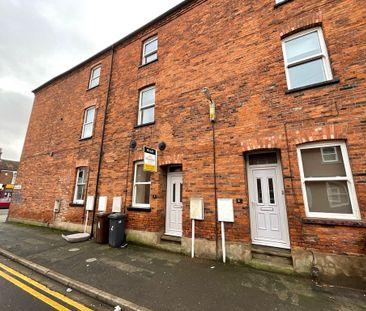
[11,172,17,185]
[248,152,278,165]
[142,36,158,65]
[73,167,87,204]
[88,65,101,89]
[81,107,95,139]
[282,28,333,89]
[321,146,338,163]
[297,141,360,220]
[138,86,155,125]
[132,161,151,208]
[256,178,263,204]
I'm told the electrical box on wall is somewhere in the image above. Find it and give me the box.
[218,198,234,222]
[112,196,122,213]
[53,200,61,213]
[86,196,95,211]
[190,197,204,220]
[98,196,107,212]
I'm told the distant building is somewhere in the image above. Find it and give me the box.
[0,149,19,186]
[0,149,19,208]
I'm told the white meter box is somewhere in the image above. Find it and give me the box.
[190,197,204,220]
[112,196,122,213]
[217,198,234,222]
[86,196,95,211]
[98,196,107,212]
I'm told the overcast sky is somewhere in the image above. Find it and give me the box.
[0,0,183,161]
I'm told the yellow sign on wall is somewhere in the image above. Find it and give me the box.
[143,147,157,172]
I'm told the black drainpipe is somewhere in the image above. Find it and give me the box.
[90,46,115,238]
[212,121,219,260]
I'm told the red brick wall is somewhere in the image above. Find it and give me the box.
[10,0,366,255]
[10,52,113,225]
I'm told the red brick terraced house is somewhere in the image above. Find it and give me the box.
[9,0,366,284]
[0,149,19,186]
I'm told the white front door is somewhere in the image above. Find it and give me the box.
[166,173,183,237]
[248,161,290,249]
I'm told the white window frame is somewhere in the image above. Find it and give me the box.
[132,161,151,208]
[142,36,158,65]
[282,27,333,90]
[81,106,96,139]
[297,141,360,220]
[321,146,339,163]
[138,86,155,126]
[73,167,87,204]
[88,65,101,89]
[11,171,17,185]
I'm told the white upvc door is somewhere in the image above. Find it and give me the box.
[248,164,290,249]
[166,172,183,237]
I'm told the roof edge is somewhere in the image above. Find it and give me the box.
[32,0,197,93]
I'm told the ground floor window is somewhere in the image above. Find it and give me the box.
[73,167,87,204]
[297,141,360,220]
[132,161,151,208]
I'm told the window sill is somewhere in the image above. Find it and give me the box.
[134,121,155,129]
[79,136,93,142]
[274,0,293,9]
[285,78,340,94]
[138,58,158,69]
[69,203,84,207]
[302,217,366,228]
[86,85,99,92]
[85,84,100,92]
[127,206,151,212]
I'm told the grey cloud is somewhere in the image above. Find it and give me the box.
[0,0,96,160]
[0,90,33,160]
[0,0,96,86]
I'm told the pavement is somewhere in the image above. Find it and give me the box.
[0,208,8,222]
[0,220,365,311]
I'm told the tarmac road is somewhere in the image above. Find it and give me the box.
[0,256,111,311]
[0,276,53,311]
[0,210,53,310]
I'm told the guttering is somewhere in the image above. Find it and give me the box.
[89,46,115,238]
[32,0,199,93]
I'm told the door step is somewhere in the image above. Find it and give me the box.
[250,245,294,274]
[158,235,182,254]
[248,259,294,275]
[160,234,181,244]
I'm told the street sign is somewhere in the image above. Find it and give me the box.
[143,146,157,172]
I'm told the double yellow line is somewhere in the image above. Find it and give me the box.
[0,262,93,311]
